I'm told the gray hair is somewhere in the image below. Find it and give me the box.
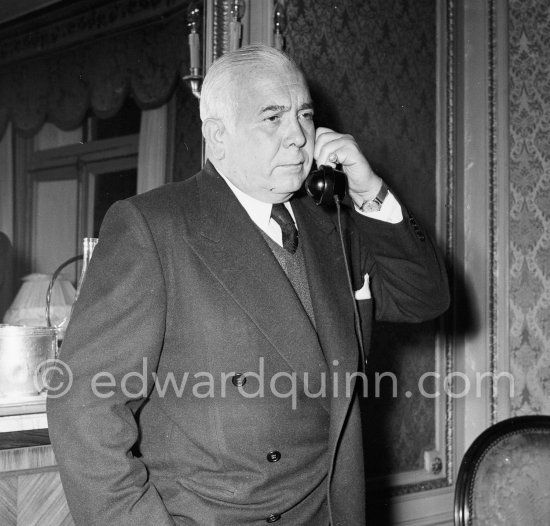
[199,44,302,127]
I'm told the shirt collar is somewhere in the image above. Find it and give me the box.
[218,171,296,229]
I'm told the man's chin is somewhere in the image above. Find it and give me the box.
[262,169,308,199]
[276,178,306,195]
[283,168,308,185]
[263,184,303,203]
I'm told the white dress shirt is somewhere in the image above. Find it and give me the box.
[218,172,403,248]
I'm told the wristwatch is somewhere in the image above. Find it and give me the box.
[357,182,389,213]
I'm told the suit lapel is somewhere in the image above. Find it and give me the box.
[191,163,330,411]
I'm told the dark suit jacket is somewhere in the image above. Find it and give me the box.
[47,161,449,525]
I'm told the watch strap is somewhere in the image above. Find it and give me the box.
[358,182,389,213]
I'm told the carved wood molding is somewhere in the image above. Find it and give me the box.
[444,0,457,490]
[488,0,511,425]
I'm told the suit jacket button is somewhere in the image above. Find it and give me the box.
[266,514,281,523]
[266,450,281,462]
[232,373,246,387]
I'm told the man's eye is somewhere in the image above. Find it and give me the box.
[300,111,314,121]
[265,115,280,123]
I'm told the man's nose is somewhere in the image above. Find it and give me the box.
[283,117,307,148]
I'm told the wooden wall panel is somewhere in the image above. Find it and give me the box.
[0,471,73,526]
[18,471,73,526]
[0,477,17,526]
[0,443,73,525]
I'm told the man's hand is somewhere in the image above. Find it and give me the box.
[314,127,383,202]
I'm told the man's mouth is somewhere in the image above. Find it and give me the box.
[279,161,304,169]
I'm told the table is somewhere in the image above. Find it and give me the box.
[0,394,73,525]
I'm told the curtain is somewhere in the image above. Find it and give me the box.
[0,4,190,140]
[0,122,13,237]
[137,105,169,194]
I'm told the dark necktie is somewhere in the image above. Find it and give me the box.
[271,203,298,254]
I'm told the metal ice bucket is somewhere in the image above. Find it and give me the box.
[0,324,57,397]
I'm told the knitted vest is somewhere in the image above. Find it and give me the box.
[260,231,316,327]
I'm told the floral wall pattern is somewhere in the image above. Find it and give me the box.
[509,0,550,415]
[285,0,437,233]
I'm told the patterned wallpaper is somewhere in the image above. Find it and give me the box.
[285,0,438,479]
[509,0,550,415]
[285,0,437,233]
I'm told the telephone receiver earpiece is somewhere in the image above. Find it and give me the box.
[304,165,347,206]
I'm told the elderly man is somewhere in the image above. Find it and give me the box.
[48,44,449,525]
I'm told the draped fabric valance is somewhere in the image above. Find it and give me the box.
[0,0,193,139]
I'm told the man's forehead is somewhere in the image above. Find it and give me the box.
[242,73,311,107]
[250,67,307,89]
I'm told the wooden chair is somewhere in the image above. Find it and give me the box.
[454,415,550,525]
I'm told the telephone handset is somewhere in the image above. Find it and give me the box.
[304,165,347,206]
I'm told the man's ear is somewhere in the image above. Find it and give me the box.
[202,119,226,160]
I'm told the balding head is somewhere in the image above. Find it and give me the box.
[200,44,303,129]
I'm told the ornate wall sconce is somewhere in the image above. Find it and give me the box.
[273,0,286,51]
[182,2,203,99]
[184,0,285,98]
[229,0,246,51]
